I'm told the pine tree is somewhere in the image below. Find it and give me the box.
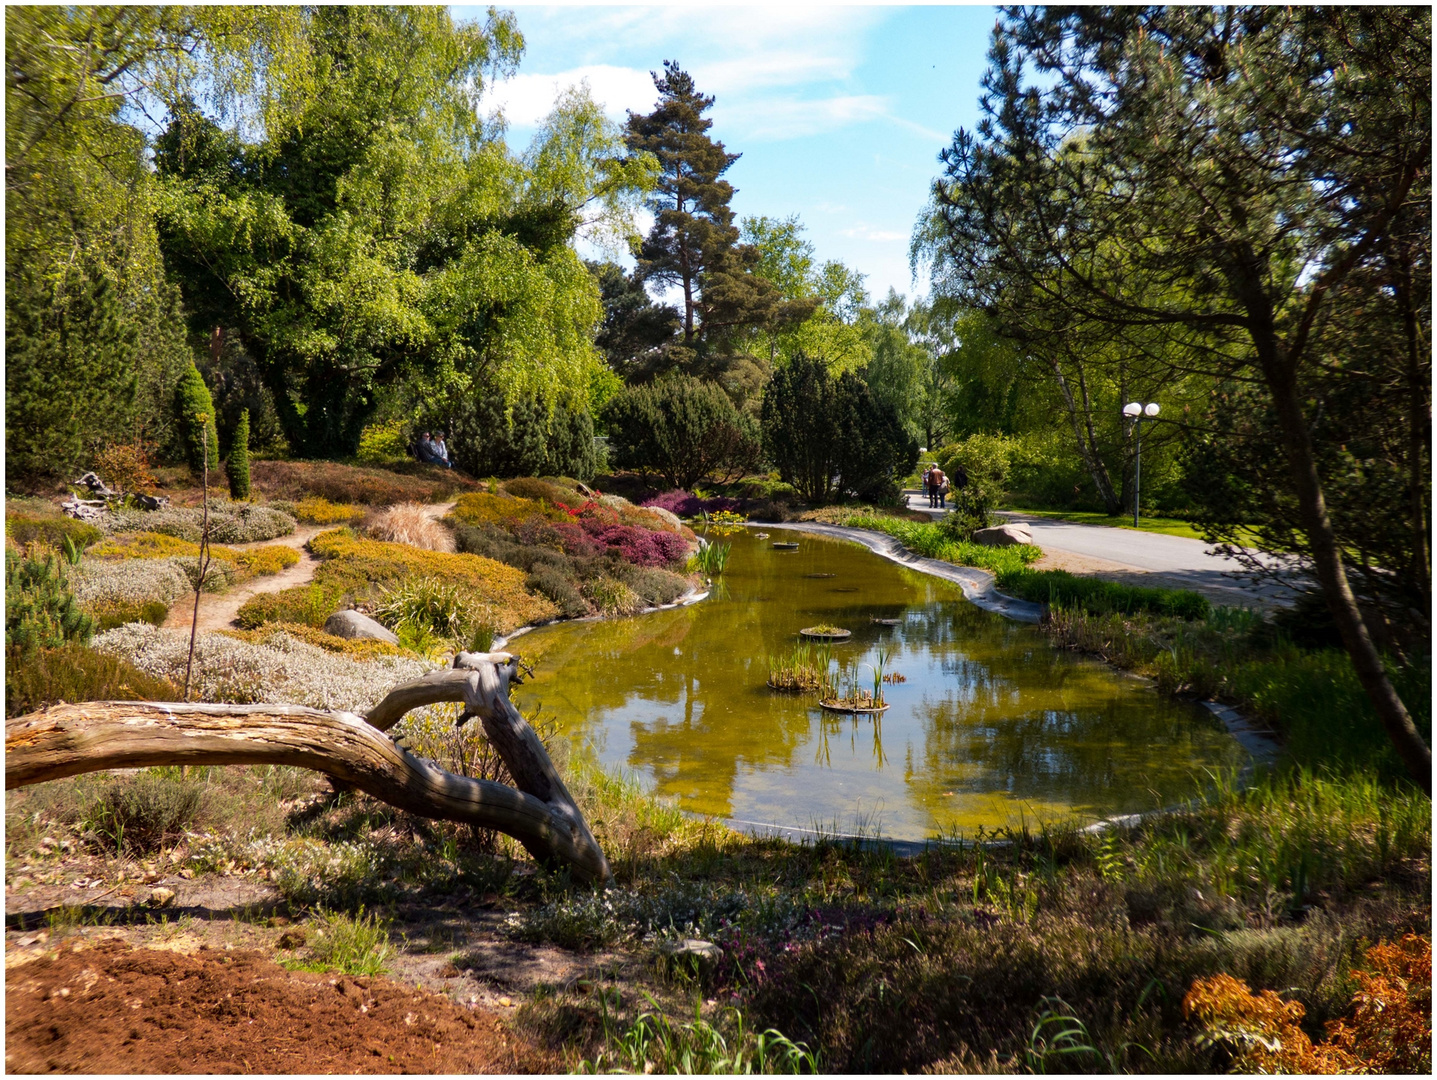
[227,408,251,499]
[174,363,220,474]
[625,62,794,371]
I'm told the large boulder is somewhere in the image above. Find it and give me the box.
[324,609,399,644]
[643,505,685,531]
[972,522,1034,548]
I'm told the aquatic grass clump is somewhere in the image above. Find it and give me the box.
[690,541,731,576]
[766,642,834,692]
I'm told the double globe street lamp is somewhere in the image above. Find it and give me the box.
[1123,401,1160,528]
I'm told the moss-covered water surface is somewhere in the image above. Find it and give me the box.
[513,529,1246,840]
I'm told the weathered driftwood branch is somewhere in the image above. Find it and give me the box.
[6,653,611,884]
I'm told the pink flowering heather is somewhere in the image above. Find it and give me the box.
[641,490,742,516]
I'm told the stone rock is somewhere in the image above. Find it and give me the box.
[644,506,685,531]
[665,938,723,963]
[598,493,632,510]
[324,609,400,644]
[133,493,170,511]
[972,522,1034,547]
[148,887,176,908]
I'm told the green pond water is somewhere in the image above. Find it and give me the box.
[511,529,1246,840]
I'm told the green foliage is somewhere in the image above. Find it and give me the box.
[5,641,180,718]
[934,433,1015,528]
[87,599,172,633]
[5,514,103,552]
[226,408,251,498]
[997,568,1210,620]
[690,541,731,577]
[284,907,395,977]
[444,388,598,482]
[173,363,220,474]
[837,513,1041,576]
[355,418,410,463]
[6,549,94,656]
[235,584,343,630]
[80,772,206,855]
[579,994,819,1075]
[603,376,759,488]
[761,354,918,503]
[372,577,469,642]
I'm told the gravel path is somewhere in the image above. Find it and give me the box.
[162,502,457,634]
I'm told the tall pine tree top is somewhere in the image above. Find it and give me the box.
[626,61,742,344]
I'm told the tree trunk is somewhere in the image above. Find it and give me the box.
[1252,324,1432,793]
[7,653,613,882]
[1048,356,1122,514]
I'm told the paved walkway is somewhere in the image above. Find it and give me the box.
[902,491,1298,609]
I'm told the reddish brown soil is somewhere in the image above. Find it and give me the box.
[5,941,554,1074]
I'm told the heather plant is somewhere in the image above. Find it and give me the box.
[250,459,480,505]
[280,496,366,525]
[235,583,345,630]
[94,623,437,711]
[5,512,103,552]
[641,489,743,517]
[103,501,296,544]
[5,641,180,717]
[70,556,193,610]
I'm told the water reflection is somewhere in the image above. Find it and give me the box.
[512,530,1246,839]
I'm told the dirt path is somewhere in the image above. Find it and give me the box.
[162,502,457,634]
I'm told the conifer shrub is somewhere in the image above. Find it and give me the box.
[174,363,220,474]
[228,408,251,498]
[6,549,94,656]
[604,376,759,489]
[87,599,171,632]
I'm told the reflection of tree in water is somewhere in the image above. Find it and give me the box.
[910,659,1245,818]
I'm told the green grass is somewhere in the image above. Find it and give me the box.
[1002,506,1265,544]
[279,906,395,977]
[838,513,1041,576]
[996,567,1210,619]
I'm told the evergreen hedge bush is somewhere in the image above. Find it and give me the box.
[174,362,220,474]
[228,408,251,498]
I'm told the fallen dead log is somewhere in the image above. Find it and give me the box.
[6,652,611,884]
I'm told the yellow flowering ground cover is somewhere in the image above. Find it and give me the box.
[449,491,567,529]
[307,528,558,632]
[292,496,366,525]
[90,532,300,578]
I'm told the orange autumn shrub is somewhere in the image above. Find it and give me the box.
[1184,934,1431,1074]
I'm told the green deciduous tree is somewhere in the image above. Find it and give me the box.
[918,5,1431,787]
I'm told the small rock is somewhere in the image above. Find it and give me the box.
[498,996,513,1007]
[324,609,400,644]
[666,938,723,963]
[972,522,1034,548]
[148,887,177,908]
[37,836,57,853]
[643,506,685,530]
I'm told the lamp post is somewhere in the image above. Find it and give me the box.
[1123,401,1160,528]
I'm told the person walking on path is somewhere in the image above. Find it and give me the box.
[921,464,933,504]
[929,466,946,509]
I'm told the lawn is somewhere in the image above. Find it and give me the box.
[1001,506,1217,540]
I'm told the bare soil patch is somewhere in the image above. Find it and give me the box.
[5,939,554,1074]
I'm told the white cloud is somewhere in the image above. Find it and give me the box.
[721,94,892,142]
[838,222,908,242]
[485,65,658,127]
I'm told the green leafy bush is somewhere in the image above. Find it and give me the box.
[445,388,598,481]
[933,433,1016,537]
[355,418,409,463]
[6,549,94,655]
[996,568,1210,620]
[604,375,761,488]
[5,641,181,717]
[227,407,251,498]
[174,362,220,474]
[87,598,171,632]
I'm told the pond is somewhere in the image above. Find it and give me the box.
[511,529,1247,841]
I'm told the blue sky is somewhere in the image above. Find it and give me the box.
[451,4,1000,303]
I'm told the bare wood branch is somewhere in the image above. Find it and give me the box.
[6,700,611,884]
